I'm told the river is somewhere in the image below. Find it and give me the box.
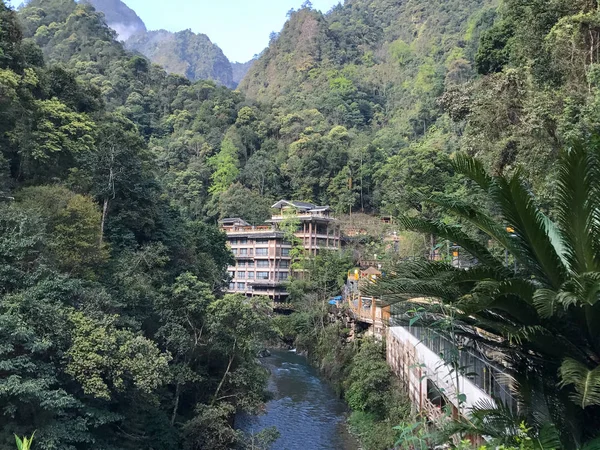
[236,349,359,450]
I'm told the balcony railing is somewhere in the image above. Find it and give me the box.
[224,225,276,233]
[270,212,333,221]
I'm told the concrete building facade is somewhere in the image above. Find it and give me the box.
[220,200,341,302]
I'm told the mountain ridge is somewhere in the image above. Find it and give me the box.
[87,0,253,87]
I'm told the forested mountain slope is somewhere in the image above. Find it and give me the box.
[3,0,600,447]
[88,0,237,87]
[0,1,275,448]
[86,0,145,39]
[232,59,255,85]
[126,29,235,87]
[2,0,600,447]
[238,0,496,215]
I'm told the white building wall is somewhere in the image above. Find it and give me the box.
[387,326,494,415]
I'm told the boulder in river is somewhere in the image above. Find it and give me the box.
[257,349,271,358]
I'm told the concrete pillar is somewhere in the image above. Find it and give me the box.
[308,221,313,255]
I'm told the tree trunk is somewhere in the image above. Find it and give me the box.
[99,148,116,245]
[100,197,109,245]
[171,382,180,426]
[212,339,236,405]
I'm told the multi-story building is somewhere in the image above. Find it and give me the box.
[220,200,341,302]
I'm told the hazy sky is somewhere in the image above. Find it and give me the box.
[115,0,342,62]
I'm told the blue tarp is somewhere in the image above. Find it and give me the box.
[329,296,343,305]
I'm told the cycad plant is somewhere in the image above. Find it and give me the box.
[15,432,35,450]
[371,142,600,448]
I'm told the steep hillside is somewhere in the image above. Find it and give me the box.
[87,0,235,87]
[86,0,145,39]
[126,29,235,87]
[232,59,255,85]
[238,0,496,213]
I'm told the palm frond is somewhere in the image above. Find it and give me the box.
[532,423,562,450]
[466,397,524,440]
[452,153,494,192]
[447,266,508,284]
[533,289,560,319]
[425,197,519,249]
[581,436,600,450]
[492,170,567,289]
[396,216,503,270]
[556,142,600,274]
[559,358,600,408]
[369,277,460,304]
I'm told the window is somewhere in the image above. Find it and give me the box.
[228,282,235,290]
[279,260,290,268]
[237,283,245,290]
[247,261,255,268]
[281,248,290,256]
[229,239,237,245]
[238,272,246,279]
[238,261,246,268]
[247,272,255,279]
[227,271,235,278]
[257,260,269,268]
[239,238,248,244]
[257,272,269,280]
[239,248,248,256]
[231,248,238,255]
[256,239,269,244]
[255,248,268,256]
[278,273,289,281]
[317,238,327,247]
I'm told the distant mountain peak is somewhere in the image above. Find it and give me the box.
[86,0,254,87]
[126,28,236,87]
[85,0,146,40]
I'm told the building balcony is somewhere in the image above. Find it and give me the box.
[233,254,255,260]
[269,213,335,223]
[249,279,288,287]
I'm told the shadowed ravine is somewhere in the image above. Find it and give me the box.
[236,350,359,450]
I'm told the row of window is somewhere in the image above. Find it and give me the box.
[227,272,290,281]
[237,260,290,268]
[231,248,291,256]
[229,238,271,245]
[231,248,269,256]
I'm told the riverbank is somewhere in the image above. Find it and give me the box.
[237,349,359,449]
[274,314,414,450]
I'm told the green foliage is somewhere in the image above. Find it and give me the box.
[125,29,236,87]
[345,339,393,418]
[208,137,240,194]
[65,311,171,400]
[475,20,513,74]
[15,432,35,450]
[0,2,279,447]
[210,182,272,225]
[372,143,600,447]
[4,0,600,446]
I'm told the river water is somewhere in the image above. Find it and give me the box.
[236,349,359,450]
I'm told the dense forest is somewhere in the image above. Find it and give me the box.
[2,0,600,448]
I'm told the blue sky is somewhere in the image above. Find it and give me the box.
[122,0,342,62]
